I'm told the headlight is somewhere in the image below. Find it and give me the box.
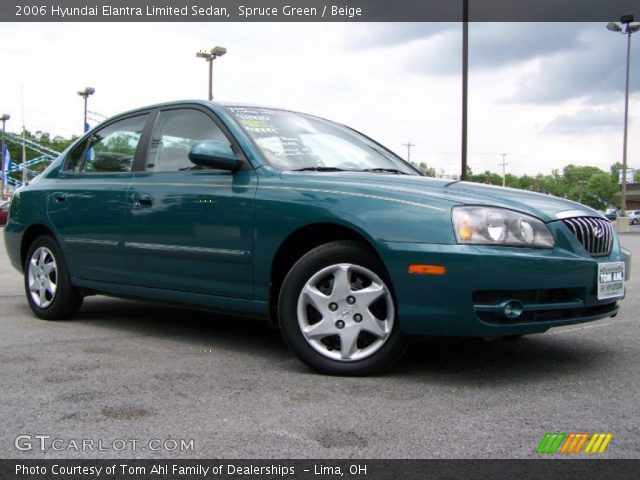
[452,206,555,248]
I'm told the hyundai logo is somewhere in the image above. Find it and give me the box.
[593,225,605,238]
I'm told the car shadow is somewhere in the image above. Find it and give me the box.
[60,296,615,383]
[392,334,614,385]
[68,296,290,359]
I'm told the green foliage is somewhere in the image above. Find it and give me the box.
[463,163,623,210]
[417,162,436,177]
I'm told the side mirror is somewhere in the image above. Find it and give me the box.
[188,141,240,171]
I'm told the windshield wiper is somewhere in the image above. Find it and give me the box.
[291,167,348,172]
[360,168,409,175]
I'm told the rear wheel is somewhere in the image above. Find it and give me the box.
[24,235,83,320]
[278,241,407,375]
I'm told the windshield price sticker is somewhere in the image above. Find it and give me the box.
[598,262,625,300]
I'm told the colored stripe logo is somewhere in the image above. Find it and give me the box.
[537,433,613,454]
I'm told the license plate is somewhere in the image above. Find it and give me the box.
[598,262,625,300]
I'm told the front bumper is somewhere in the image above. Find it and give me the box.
[378,228,629,337]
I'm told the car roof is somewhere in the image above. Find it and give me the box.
[109,100,304,120]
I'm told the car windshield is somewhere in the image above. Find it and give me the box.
[226,106,419,175]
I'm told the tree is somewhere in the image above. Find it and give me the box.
[417,162,436,177]
[585,173,618,209]
[610,162,623,180]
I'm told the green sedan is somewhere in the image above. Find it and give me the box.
[3,101,631,375]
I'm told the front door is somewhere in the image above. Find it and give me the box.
[123,107,257,299]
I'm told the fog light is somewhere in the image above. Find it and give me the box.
[503,300,524,319]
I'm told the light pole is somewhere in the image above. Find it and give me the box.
[607,14,639,218]
[1,114,9,197]
[196,46,227,101]
[77,87,95,133]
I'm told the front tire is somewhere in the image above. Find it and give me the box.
[278,241,407,376]
[24,235,83,320]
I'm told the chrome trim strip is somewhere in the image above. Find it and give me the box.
[64,238,118,246]
[124,242,247,257]
[555,209,600,220]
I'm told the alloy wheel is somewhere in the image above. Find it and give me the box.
[27,246,58,308]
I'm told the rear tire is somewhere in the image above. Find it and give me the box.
[24,235,83,320]
[278,241,407,376]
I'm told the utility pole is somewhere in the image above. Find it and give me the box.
[461,0,469,180]
[402,141,415,162]
[499,153,508,187]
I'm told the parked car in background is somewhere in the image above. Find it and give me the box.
[0,200,10,226]
[2,101,632,375]
[605,208,619,221]
[629,210,640,225]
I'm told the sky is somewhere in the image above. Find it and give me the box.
[0,21,638,178]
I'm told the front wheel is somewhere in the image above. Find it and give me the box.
[24,235,83,320]
[278,241,407,376]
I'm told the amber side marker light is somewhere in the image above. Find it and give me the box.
[408,265,447,275]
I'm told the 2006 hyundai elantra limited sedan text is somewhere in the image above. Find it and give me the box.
[4,101,631,375]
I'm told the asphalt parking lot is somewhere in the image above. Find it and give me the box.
[0,229,638,459]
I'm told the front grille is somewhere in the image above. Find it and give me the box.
[561,217,614,256]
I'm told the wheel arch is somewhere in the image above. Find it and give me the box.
[20,224,57,272]
[268,222,389,327]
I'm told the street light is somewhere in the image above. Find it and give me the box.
[607,14,640,219]
[196,46,227,101]
[1,113,9,197]
[77,87,95,133]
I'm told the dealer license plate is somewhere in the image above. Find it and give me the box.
[597,262,625,300]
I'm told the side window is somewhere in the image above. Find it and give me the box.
[64,115,148,173]
[146,109,230,172]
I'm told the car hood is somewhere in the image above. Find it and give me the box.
[280,172,600,222]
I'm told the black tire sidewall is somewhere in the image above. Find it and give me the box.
[24,235,82,320]
[278,241,406,376]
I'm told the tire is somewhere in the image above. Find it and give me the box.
[278,241,407,376]
[24,235,83,320]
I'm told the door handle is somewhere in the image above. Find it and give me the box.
[54,192,67,203]
[133,192,153,207]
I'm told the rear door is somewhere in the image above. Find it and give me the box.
[123,106,257,298]
[48,113,150,284]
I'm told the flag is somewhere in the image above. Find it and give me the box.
[1,144,9,190]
